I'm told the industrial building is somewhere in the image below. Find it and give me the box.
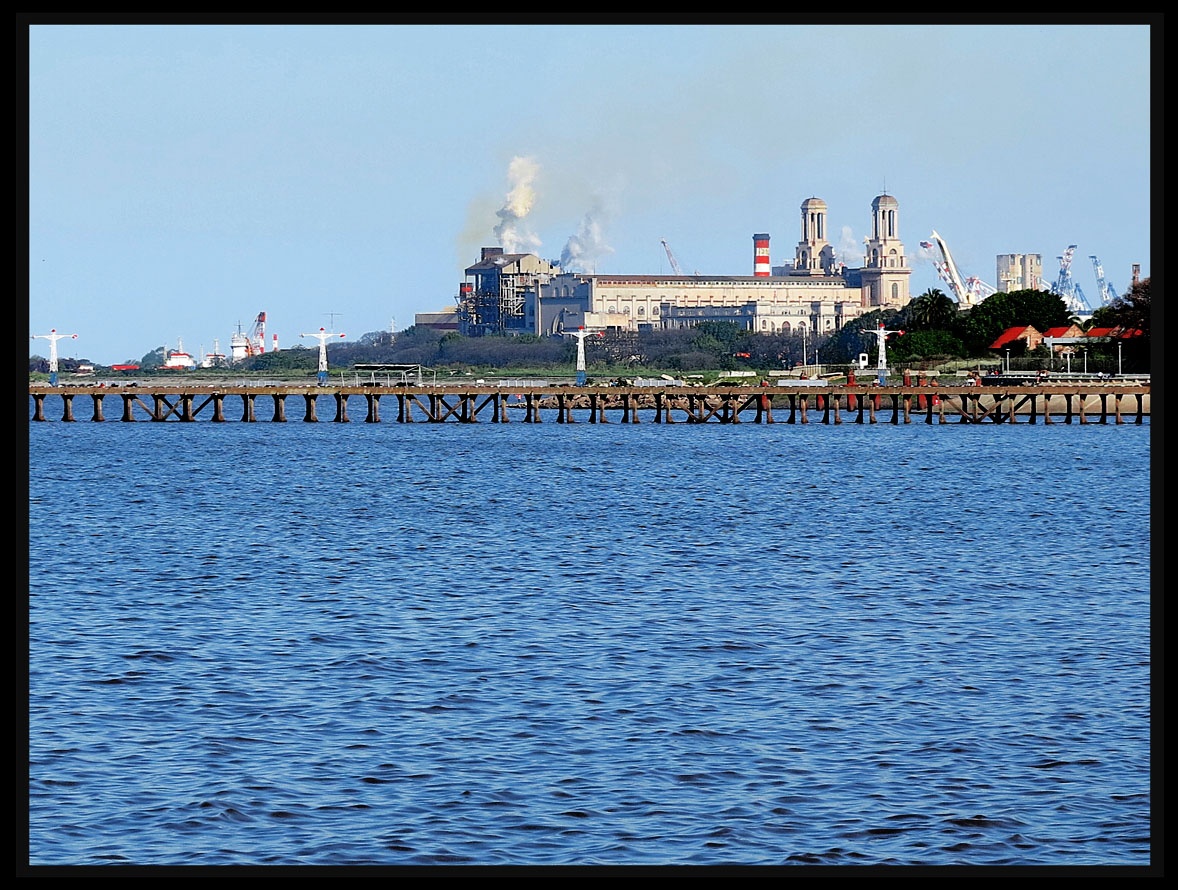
[429,194,914,338]
[996,253,1046,293]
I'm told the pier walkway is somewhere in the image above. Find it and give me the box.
[30,382,1150,426]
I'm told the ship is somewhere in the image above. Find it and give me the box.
[231,312,267,363]
[162,338,196,370]
[200,338,228,368]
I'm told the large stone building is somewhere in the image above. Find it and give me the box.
[427,194,914,338]
[996,253,1046,293]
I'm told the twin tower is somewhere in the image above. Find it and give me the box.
[752,194,911,306]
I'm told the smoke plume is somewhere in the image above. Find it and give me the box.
[560,199,614,273]
[492,156,543,254]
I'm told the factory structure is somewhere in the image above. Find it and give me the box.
[440,194,914,339]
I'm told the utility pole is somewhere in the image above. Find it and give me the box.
[31,329,77,385]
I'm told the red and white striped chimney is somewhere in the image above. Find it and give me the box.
[272,333,279,352]
[753,233,771,277]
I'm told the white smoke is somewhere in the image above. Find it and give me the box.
[837,225,861,266]
[492,156,543,254]
[560,200,614,273]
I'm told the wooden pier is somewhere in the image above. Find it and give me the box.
[29,382,1150,426]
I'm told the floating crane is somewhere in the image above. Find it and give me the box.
[919,231,996,306]
[249,312,268,354]
[230,311,269,362]
[660,239,684,276]
[1089,255,1119,306]
[1047,246,1091,314]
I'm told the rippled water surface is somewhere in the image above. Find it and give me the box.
[27,408,1153,868]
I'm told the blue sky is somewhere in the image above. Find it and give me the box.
[26,21,1155,366]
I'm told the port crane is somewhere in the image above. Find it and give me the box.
[1089,255,1119,306]
[660,239,684,276]
[919,231,997,306]
[1047,246,1091,314]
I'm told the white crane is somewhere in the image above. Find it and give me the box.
[301,327,345,385]
[31,328,78,385]
[1089,255,1119,306]
[660,239,684,276]
[919,230,996,307]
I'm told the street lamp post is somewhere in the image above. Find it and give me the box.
[1005,349,1010,373]
[1117,341,1123,376]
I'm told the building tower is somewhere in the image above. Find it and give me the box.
[858,193,911,307]
[996,254,1045,293]
[753,233,771,277]
[795,198,836,276]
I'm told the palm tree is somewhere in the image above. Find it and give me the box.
[906,288,958,331]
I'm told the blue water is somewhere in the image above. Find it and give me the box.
[26,401,1154,868]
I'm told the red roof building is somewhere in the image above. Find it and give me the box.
[989,325,1043,351]
[1085,326,1144,340]
[1042,324,1085,340]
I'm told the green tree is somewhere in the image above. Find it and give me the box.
[246,348,318,372]
[961,289,1071,356]
[1090,276,1150,336]
[1087,277,1151,372]
[690,321,743,354]
[902,288,960,332]
[887,329,966,363]
[140,346,166,370]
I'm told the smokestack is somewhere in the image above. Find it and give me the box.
[272,333,279,352]
[753,233,771,277]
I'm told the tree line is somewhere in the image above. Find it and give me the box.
[30,278,1151,377]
